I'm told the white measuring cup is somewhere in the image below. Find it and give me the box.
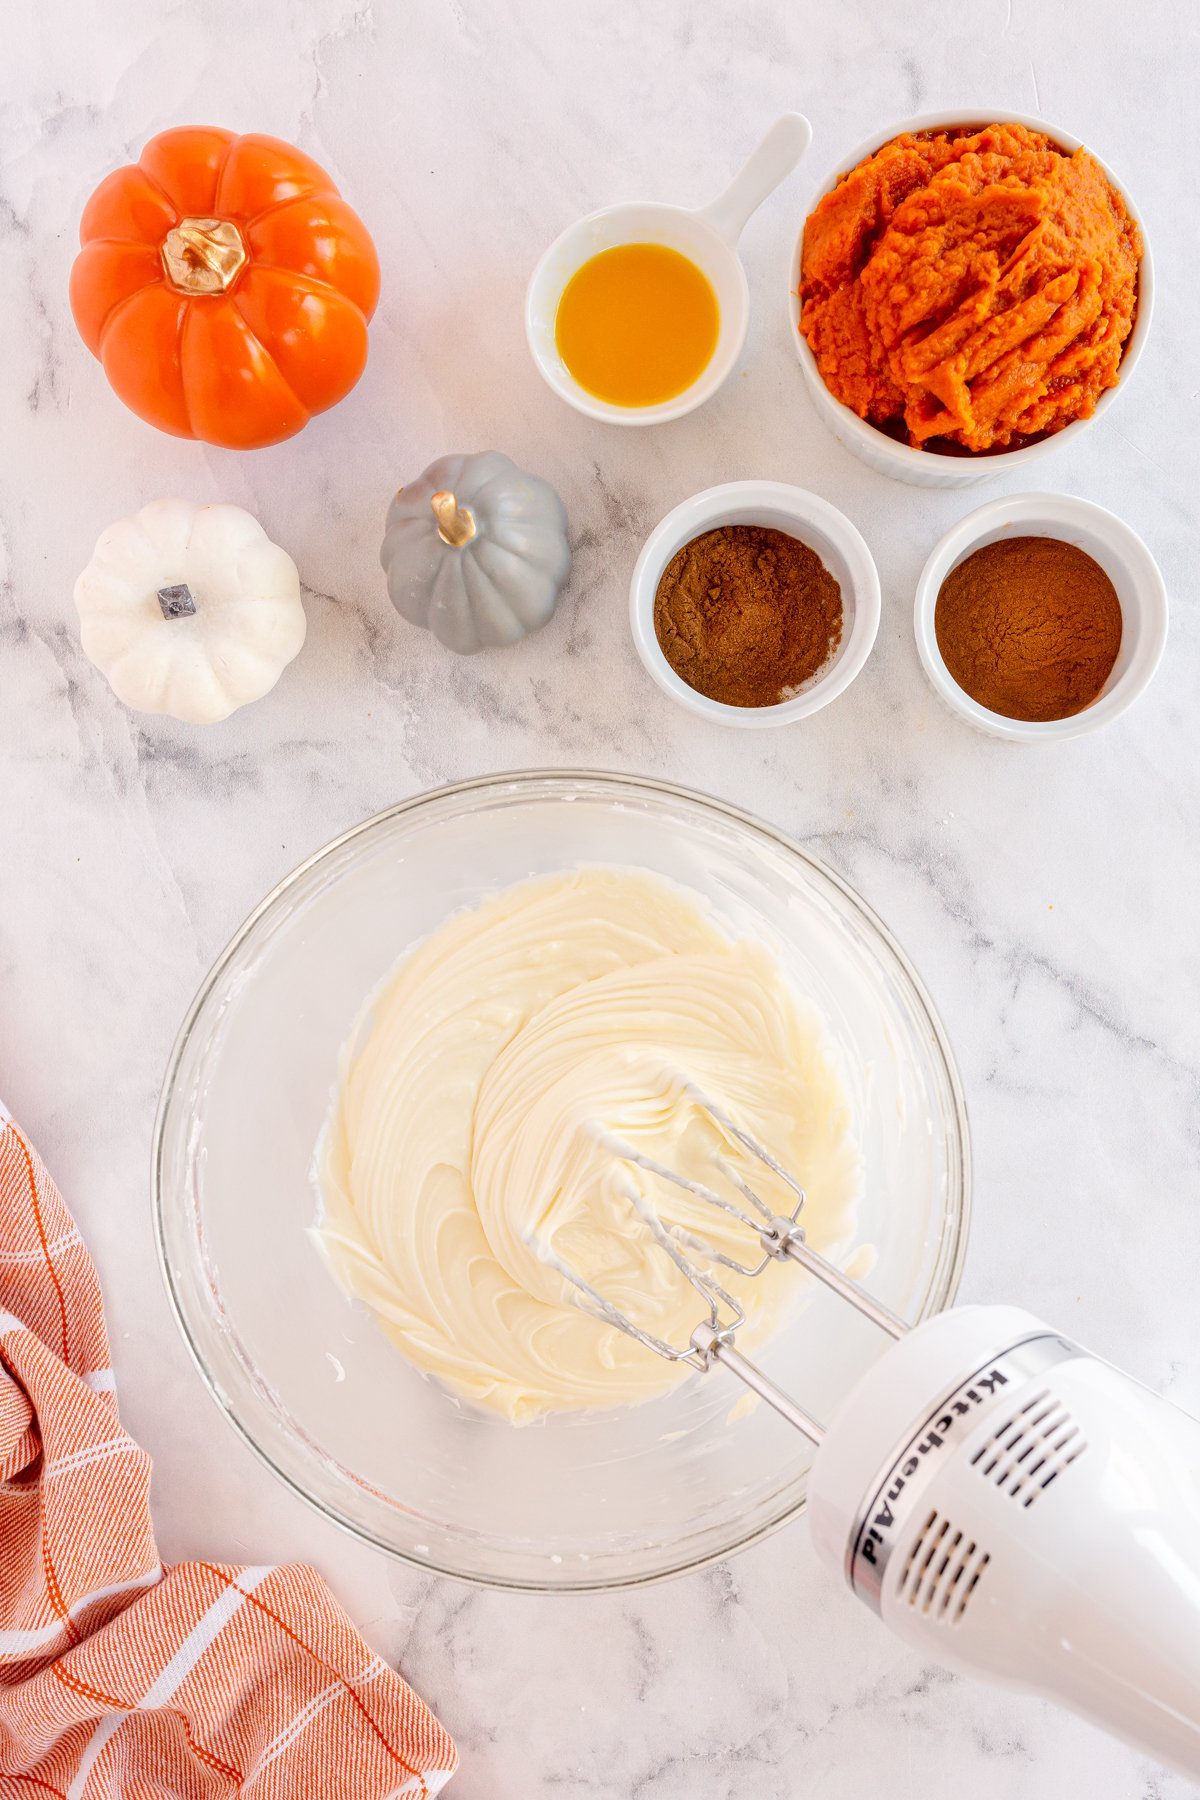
[525,113,812,425]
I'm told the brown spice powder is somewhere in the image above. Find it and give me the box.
[934,536,1123,722]
[653,525,843,708]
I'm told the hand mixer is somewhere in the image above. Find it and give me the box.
[558,1093,1200,1781]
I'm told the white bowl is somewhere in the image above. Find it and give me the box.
[527,203,751,426]
[630,480,880,726]
[787,111,1154,488]
[527,115,811,426]
[913,492,1168,741]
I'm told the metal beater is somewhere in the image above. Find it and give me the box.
[552,1089,1200,1782]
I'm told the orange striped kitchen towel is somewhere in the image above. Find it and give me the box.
[0,1105,457,1798]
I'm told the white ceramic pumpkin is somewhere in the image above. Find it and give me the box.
[381,452,571,653]
[74,499,306,724]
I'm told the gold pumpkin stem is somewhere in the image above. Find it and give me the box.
[161,217,248,295]
[431,491,477,547]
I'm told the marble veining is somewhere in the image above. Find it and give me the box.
[2,0,1198,1793]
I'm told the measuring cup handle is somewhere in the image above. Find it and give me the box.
[696,112,812,244]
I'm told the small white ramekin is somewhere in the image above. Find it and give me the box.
[788,111,1154,488]
[527,203,750,426]
[913,492,1168,741]
[527,115,812,426]
[630,480,880,727]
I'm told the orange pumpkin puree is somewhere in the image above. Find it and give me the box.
[799,123,1142,452]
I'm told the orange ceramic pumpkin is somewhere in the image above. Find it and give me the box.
[70,126,381,450]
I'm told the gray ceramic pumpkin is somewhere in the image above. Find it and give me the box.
[381,452,571,654]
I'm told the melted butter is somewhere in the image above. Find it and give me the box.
[555,243,719,406]
[315,868,859,1423]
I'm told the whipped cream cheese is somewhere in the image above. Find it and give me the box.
[315,868,859,1422]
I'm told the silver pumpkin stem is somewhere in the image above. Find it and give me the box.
[156,583,198,620]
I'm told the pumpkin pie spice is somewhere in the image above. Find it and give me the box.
[934,535,1123,721]
[653,525,843,708]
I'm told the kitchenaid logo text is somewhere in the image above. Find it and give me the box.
[859,1367,1009,1567]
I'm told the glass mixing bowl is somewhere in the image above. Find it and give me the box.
[153,772,970,1591]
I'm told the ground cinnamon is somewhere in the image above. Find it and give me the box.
[653,525,843,708]
[934,536,1122,722]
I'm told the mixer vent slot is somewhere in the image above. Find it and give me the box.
[896,1509,990,1626]
[970,1387,1087,1506]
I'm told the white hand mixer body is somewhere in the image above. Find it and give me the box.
[808,1303,1200,1781]
[563,1102,1200,1780]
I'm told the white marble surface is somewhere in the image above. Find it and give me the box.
[4,1,1199,1792]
